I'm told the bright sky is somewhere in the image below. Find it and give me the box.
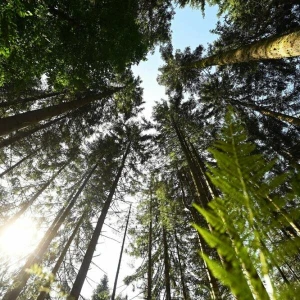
[80,5,220,300]
[132,5,219,120]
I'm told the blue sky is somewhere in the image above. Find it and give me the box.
[82,5,219,299]
[132,4,219,120]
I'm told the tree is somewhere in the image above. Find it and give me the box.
[91,275,110,300]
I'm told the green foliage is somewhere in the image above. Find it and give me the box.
[194,108,300,299]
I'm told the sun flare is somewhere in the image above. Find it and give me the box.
[0,217,39,256]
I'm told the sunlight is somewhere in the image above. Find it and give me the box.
[0,217,39,257]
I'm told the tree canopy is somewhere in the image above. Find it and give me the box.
[0,1,299,299]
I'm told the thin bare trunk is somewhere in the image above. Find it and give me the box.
[162,226,171,300]
[111,204,132,300]
[36,212,86,300]
[0,161,69,233]
[68,143,131,300]
[174,230,190,300]
[2,165,97,300]
[0,148,39,178]
[147,185,153,300]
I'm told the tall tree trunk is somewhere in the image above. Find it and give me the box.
[230,98,300,126]
[174,230,190,300]
[185,29,300,69]
[162,226,171,300]
[171,118,221,299]
[147,184,153,300]
[111,204,132,300]
[0,161,69,234]
[0,91,64,108]
[0,87,122,136]
[0,148,39,178]
[0,115,67,149]
[36,211,86,300]
[68,142,131,300]
[2,164,97,300]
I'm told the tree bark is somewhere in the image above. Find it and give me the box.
[68,142,131,300]
[186,29,300,69]
[147,184,153,300]
[0,87,122,136]
[162,226,171,300]
[174,230,190,300]
[36,211,86,300]
[230,98,300,126]
[0,115,67,149]
[111,204,132,300]
[2,164,97,300]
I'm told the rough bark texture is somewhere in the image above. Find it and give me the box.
[68,142,131,300]
[188,29,300,69]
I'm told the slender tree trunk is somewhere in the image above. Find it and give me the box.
[162,226,171,300]
[147,184,153,300]
[68,142,131,300]
[2,165,97,300]
[230,98,300,126]
[0,161,69,234]
[186,29,300,69]
[0,91,64,108]
[0,115,67,149]
[0,87,122,136]
[0,148,39,178]
[36,211,86,300]
[174,230,190,300]
[171,119,221,299]
[111,204,132,300]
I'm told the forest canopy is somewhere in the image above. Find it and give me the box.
[0,0,299,299]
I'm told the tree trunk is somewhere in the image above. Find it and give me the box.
[0,115,67,149]
[0,148,39,178]
[0,91,64,108]
[147,184,153,300]
[230,98,300,126]
[68,142,131,300]
[162,226,171,300]
[2,164,97,300]
[171,118,221,299]
[0,87,122,136]
[0,161,69,234]
[36,211,86,300]
[111,204,132,300]
[186,29,300,69]
[174,230,190,300]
